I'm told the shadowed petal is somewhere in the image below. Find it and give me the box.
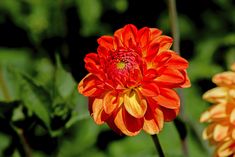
[114,107,143,136]
[78,74,104,97]
[161,107,179,122]
[103,91,122,114]
[143,106,164,134]
[84,53,102,74]
[91,98,109,125]
[217,140,235,157]
[97,36,114,50]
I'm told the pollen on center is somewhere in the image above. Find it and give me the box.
[117,61,126,69]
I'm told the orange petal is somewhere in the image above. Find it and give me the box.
[213,72,235,87]
[122,24,137,47]
[114,107,143,136]
[202,87,228,104]
[145,43,160,60]
[213,124,229,141]
[231,63,235,71]
[154,88,180,109]
[166,52,189,69]
[155,68,185,88]
[97,36,114,50]
[202,124,215,140]
[217,140,235,157]
[179,70,191,88]
[137,27,150,49]
[200,104,226,122]
[151,36,173,53]
[139,82,160,97]
[161,107,179,122]
[91,98,109,125]
[229,89,235,100]
[103,91,121,114]
[84,53,102,74]
[106,115,123,135]
[124,90,147,118]
[78,74,104,96]
[230,108,235,125]
[149,28,162,40]
[143,106,164,134]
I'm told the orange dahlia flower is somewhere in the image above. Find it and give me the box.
[200,63,235,157]
[78,24,190,136]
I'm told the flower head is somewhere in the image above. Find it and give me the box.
[200,63,235,156]
[78,24,190,136]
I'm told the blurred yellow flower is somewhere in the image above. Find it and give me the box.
[200,63,235,157]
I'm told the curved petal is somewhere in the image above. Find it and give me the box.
[178,70,191,88]
[231,63,235,71]
[202,87,228,104]
[103,91,122,114]
[151,36,173,53]
[122,24,138,47]
[137,27,150,49]
[202,124,215,140]
[230,108,235,125]
[139,82,160,97]
[114,107,143,136]
[124,90,147,118]
[97,36,114,50]
[213,72,235,87]
[91,98,109,125]
[200,103,226,122]
[145,43,160,60]
[78,74,104,97]
[154,88,180,109]
[213,124,229,141]
[143,106,164,134]
[217,140,235,157]
[149,28,162,40]
[84,53,102,74]
[166,52,189,69]
[155,68,186,88]
[106,115,123,135]
[160,107,179,122]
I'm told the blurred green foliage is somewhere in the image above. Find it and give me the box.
[0,0,235,157]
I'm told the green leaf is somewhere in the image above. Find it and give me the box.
[18,74,51,127]
[55,55,76,100]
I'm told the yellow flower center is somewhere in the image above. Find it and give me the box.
[116,61,126,69]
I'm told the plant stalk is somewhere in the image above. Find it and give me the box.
[151,134,165,157]
[167,0,189,156]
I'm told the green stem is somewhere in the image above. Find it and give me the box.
[0,66,11,101]
[168,0,180,54]
[167,0,189,156]
[151,134,165,157]
[17,129,32,157]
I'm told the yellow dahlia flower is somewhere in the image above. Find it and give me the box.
[200,63,235,157]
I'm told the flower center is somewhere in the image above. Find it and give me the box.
[116,61,126,69]
[105,50,139,84]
